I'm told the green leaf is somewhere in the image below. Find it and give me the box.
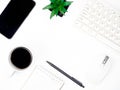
[61,0,64,2]
[50,9,59,19]
[60,11,65,15]
[59,7,67,15]
[43,4,53,10]
[52,3,57,8]
[50,0,56,3]
[62,7,67,12]
[64,1,73,6]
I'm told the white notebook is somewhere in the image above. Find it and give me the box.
[21,66,64,90]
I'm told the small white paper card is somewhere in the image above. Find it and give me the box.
[21,65,64,90]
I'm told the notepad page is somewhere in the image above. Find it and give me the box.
[21,66,64,90]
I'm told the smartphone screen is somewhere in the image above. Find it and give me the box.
[0,0,35,39]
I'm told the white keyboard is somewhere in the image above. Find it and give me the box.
[75,0,120,51]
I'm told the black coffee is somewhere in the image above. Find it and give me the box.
[10,47,32,69]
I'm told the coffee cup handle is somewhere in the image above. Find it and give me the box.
[10,71,16,77]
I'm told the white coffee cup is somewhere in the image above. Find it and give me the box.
[9,46,32,76]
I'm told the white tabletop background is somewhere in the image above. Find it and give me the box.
[0,0,120,90]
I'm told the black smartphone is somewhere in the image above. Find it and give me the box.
[0,0,36,39]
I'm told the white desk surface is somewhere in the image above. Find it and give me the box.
[0,0,120,90]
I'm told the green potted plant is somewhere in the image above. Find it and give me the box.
[43,0,73,19]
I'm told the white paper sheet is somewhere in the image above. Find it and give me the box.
[21,66,64,90]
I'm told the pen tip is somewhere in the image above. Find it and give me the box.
[46,61,51,65]
[82,85,85,88]
[46,61,49,63]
